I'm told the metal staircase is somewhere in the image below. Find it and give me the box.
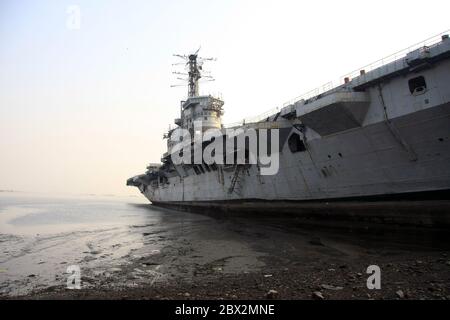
[228,165,244,195]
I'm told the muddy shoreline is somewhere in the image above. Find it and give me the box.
[2,195,450,300]
[10,251,450,300]
[6,223,450,300]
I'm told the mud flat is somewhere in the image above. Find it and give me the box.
[1,194,450,300]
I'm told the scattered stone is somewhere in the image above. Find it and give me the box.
[309,237,324,246]
[184,292,190,297]
[266,290,278,299]
[396,290,405,299]
[264,274,273,278]
[446,261,450,266]
[328,268,336,272]
[83,256,96,262]
[28,274,36,278]
[110,268,122,272]
[312,291,325,300]
[134,268,145,274]
[356,273,363,277]
[321,284,344,291]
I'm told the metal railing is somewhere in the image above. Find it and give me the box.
[223,106,280,128]
[222,29,449,129]
[282,29,449,108]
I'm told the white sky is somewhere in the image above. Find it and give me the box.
[0,0,449,196]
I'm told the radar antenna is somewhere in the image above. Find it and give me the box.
[171,48,217,98]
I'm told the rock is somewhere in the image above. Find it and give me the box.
[264,274,273,278]
[110,268,122,272]
[83,256,96,262]
[396,290,405,299]
[184,292,191,297]
[309,237,324,246]
[312,291,325,300]
[446,261,450,266]
[266,290,278,299]
[28,274,36,278]
[321,284,344,291]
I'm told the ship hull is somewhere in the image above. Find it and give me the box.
[131,36,450,227]
[144,101,450,206]
[151,191,450,228]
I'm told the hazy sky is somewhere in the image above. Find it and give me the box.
[0,0,449,196]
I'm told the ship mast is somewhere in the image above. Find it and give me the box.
[188,54,201,97]
[171,49,216,98]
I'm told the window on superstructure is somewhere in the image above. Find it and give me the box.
[408,76,427,95]
[198,165,205,174]
[193,166,201,175]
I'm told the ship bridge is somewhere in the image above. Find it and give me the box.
[180,95,224,132]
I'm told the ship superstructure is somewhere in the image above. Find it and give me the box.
[128,32,450,225]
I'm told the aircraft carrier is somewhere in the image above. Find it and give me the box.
[128,31,450,227]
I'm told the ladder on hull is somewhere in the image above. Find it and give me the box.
[228,165,244,195]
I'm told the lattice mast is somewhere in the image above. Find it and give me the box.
[188,54,201,97]
[172,49,216,98]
